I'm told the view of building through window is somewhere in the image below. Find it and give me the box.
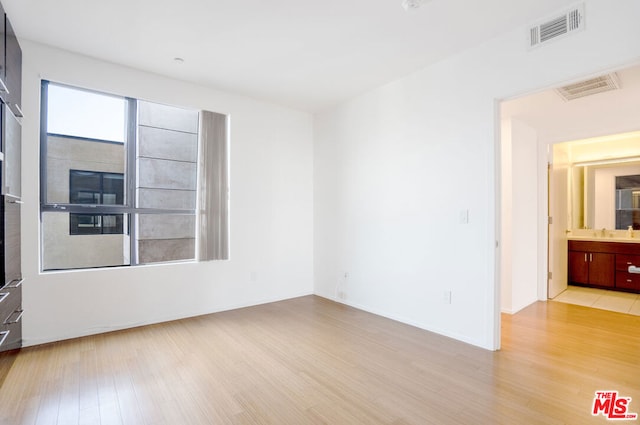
[69,170,125,235]
[41,81,200,270]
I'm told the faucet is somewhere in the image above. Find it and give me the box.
[601,228,607,237]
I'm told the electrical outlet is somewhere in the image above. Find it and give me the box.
[336,271,349,300]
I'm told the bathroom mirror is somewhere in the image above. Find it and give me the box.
[554,130,640,232]
[570,161,640,230]
[615,174,640,229]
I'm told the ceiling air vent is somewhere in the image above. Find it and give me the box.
[556,73,620,101]
[529,3,585,49]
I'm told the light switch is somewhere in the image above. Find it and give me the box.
[459,209,469,224]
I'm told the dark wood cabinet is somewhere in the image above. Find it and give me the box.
[4,16,20,117]
[3,197,20,284]
[0,193,21,353]
[0,106,21,353]
[568,240,640,293]
[0,2,5,89]
[568,250,614,288]
[568,251,589,284]
[588,253,615,287]
[2,104,20,198]
[615,254,640,291]
[0,278,21,351]
[0,2,21,354]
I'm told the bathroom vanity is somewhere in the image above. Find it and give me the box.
[568,238,640,293]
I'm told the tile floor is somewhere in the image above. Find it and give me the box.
[552,285,640,316]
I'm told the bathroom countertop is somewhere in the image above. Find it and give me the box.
[567,235,640,244]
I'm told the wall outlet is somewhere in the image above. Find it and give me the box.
[443,290,452,304]
[336,271,349,300]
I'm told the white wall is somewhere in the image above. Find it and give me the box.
[500,119,513,313]
[21,42,314,346]
[314,0,640,350]
[501,119,539,313]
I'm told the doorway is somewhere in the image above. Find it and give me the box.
[499,63,640,320]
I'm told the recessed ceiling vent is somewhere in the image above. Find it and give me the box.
[556,73,620,101]
[529,3,585,49]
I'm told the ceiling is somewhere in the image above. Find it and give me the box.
[502,65,640,143]
[4,0,581,112]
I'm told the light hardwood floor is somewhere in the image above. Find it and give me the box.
[0,295,639,424]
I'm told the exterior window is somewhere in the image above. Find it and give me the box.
[68,170,125,235]
[70,214,124,235]
[69,170,124,205]
[40,81,229,271]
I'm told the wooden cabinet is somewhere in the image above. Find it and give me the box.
[615,254,640,291]
[568,251,589,284]
[0,7,21,118]
[0,2,21,354]
[568,240,640,293]
[589,253,615,287]
[0,278,21,351]
[568,250,614,288]
[3,197,20,284]
[0,278,20,350]
[4,15,20,117]
[0,173,22,354]
[2,104,21,197]
[0,2,5,90]
[0,113,21,353]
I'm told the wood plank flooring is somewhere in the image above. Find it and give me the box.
[0,295,639,424]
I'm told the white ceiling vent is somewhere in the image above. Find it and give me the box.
[556,73,620,101]
[528,3,585,49]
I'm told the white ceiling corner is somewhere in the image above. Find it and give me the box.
[4,0,582,112]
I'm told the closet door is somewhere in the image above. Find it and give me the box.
[3,104,20,198]
[4,197,20,285]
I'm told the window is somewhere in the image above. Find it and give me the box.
[70,214,124,235]
[40,81,229,271]
[69,170,124,205]
[69,170,125,235]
